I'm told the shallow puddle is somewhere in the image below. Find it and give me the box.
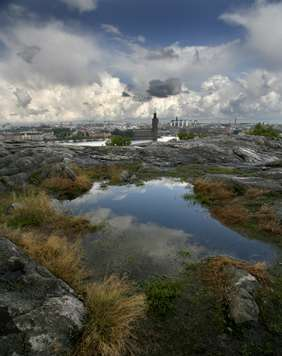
[59,178,277,280]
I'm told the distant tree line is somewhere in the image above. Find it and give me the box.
[111,129,134,138]
[248,123,280,139]
[106,135,132,146]
[53,128,90,141]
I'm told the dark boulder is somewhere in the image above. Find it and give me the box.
[0,237,87,356]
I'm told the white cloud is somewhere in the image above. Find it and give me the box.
[1,6,282,124]
[60,0,98,12]
[0,21,104,86]
[221,0,282,68]
[101,24,122,36]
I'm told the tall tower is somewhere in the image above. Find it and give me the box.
[152,112,159,142]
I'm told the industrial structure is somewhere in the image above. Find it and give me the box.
[170,117,200,128]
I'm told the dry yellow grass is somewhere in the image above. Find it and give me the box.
[18,232,87,288]
[245,187,269,199]
[212,204,250,225]
[3,226,146,356]
[194,178,235,203]
[83,164,132,185]
[7,191,93,237]
[200,256,268,302]
[42,174,92,199]
[77,276,145,356]
[255,204,282,235]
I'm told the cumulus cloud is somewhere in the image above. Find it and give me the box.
[221,0,282,68]
[146,48,179,60]
[147,78,182,98]
[14,88,32,108]
[101,24,122,36]
[60,0,98,12]
[0,21,104,86]
[1,3,282,124]
[17,45,40,64]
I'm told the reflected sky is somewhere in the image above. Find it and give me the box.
[60,178,278,280]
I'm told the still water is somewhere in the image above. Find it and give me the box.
[60,136,178,147]
[60,178,277,280]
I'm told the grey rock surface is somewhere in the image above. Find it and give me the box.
[0,236,87,356]
[1,135,282,192]
[225,266,260,324]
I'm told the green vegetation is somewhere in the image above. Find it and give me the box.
[145,277,182,316]
[106,135,132,146]
[83,162,161,186]
[257,268,282,334]
[77,276,145,356]
[0,189,146,356]
[42,174,92,200]
[4,191,95,236]
[111,128,134,138]
[177,131,197,140]
[53,127,90,141]
[2,159,282,355]
[53,127,72,140]
[193,178,282,247]
[199,256,268,303]
[248,123,280,139]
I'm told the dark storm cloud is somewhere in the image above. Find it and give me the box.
[146,48,179,60]
[147,78,182,98]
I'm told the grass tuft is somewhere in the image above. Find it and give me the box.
[3,226,146,356]
[255,204,282,235]
[6,191,94,237]
[77,276,145,356]
[212,204,250,225]
[42,175,92,200]
[194,178,235,204]
[200,256,268,302]
[17,232,87,288]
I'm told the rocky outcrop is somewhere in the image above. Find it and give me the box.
[1,135,282,192]
[0,236,87,356]
[206,174,282,193]
[225,266,260,324]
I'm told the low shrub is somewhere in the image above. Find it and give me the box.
[177,131,196,140]
[248,123,280,139]
[145,277,182,317]
[106,136,131,146]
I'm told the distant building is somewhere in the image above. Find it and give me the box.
[170,118,200,128]
[0,130,55,141]
[152,112,159,141]
[131,112,160,141]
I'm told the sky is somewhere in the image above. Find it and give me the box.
[0,0,282,124]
